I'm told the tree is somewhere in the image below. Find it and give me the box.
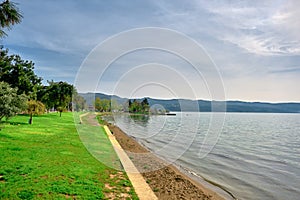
[40,81,74,116]
[94,98,122,112]
[94,97,102,112]
[94,98,112,112]
[0,81,27,121]
[130,99,141,113]
[55,81,73,114]
[141,98,149,112]
[72,91,86,111]
[128,98,150,114]
[123,100,131,112]
[56,106,66,117]
[0,47,42,97]
[111,99,122,112]
[0,0,22,38]
[36,85,51,111]
[27,100,45,124]
[101,99,111,112]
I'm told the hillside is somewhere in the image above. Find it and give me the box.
[80,93,300,113]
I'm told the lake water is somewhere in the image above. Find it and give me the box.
[104,112,300,200]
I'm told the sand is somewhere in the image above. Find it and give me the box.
[108,124,226,200]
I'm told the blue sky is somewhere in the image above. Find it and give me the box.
[2,0,300,102]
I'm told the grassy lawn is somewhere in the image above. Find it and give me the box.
[0,112,138,199]
[76,113,123,171]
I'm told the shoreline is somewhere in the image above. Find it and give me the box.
[135,139,236,199]
[107,123,234,200]
[177,165,237,200]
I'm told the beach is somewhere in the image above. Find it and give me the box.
[108,124,225,200]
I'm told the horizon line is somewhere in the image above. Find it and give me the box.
[78,91,300,104]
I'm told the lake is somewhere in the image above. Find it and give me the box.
[104,112,300,200]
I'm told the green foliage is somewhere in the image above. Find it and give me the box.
[94,97,102,112]
[38,81,74,115]
[111,99,122,111]
[94,98,121,112]
[0,113,138,199]
[128,98,149,114]
[101,99,111,112]
[0,81,27,121]
[72,91,87,111]
[26,100,45,124]
[0,43,77,117]
[27,100,45,115]
[0,47,42,97]
[56,106,66,117]
[0,0,23,37]
[96,114,106,125]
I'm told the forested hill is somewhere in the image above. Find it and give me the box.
[80,93,300,113]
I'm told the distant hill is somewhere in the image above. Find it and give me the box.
[80,92,300,113]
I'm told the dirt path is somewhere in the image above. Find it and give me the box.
[80,112,99,126]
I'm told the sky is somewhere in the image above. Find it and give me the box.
[2,0,300,102]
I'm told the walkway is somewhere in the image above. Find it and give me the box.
[104,125,158,200]
[80,113,157,200]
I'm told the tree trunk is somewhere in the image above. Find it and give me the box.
[60,111,62,117]
[29,113,33,124]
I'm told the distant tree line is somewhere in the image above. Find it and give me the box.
[93,97,150,114]
[94,97,121,112]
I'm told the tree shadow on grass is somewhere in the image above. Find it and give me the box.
[19,113,60,118]
[0,123,28,132]
[0,120,28,127]
[9,122,28,125]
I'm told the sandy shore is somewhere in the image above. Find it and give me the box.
[108,124,228,200]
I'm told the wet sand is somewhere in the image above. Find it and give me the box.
[108,124,226,200]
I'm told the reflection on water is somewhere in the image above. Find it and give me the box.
[129,114,150,127]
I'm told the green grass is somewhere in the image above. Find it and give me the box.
[76,113,122,170]
[0,112,138,199]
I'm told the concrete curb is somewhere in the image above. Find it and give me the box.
[79,112,89,124]
[104,125,158,200]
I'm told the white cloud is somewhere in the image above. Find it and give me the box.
[223,34,300,56]
[3,0,299,102]
[196,0,300,56]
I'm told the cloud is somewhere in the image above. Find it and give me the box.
[223,35,300,56]
[2,0,299,102]
[270,66,300,74]
[271,0,300,40]
[196,0,300,56]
